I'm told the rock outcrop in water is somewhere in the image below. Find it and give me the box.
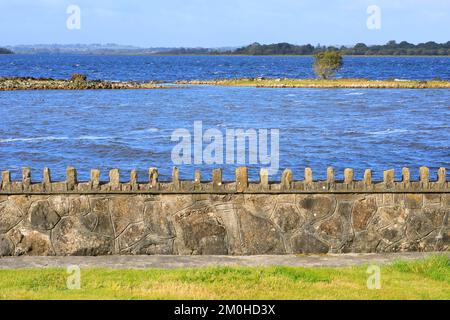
[0,76,168,91]
[2,76,449,90]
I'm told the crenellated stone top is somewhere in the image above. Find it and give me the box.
[0,166,448,194]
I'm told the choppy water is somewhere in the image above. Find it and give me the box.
[1,54,450,81]
[0,86,449,181]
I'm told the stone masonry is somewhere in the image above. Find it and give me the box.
[0,166,448,256]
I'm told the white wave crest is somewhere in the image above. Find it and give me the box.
[345,92,365,96]
[367,129,409,135]
[0,135,113,143]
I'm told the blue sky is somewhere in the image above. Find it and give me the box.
[1,0,449,47]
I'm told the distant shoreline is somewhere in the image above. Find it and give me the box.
[5,40,450,56]
[2,53,450,57]
[1,76,450,90]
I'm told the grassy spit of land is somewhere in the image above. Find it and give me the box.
[176,77,450,89]
[1,76,450,90]
[0,256,448,300]
[0,77,169,91]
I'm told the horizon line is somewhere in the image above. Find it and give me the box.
[6,40,450,49]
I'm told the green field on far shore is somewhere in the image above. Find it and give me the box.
[0,255,448,300]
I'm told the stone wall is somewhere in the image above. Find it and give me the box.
[0,166,448,256]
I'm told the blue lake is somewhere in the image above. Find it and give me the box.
[1,54,450,81]
[0,84,449,182]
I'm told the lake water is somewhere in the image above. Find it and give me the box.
[1,54,450,81]
[0,55,449,182]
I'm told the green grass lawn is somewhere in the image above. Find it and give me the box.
[0,255,448,300]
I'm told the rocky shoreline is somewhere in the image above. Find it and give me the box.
[0,76,170,91]
[1,76,450,90]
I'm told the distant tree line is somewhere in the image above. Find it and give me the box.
[158,48,221,55]
[0,47,13,54]
[3,41,450,56]
[232,42,315,55]
[230,41,450,56]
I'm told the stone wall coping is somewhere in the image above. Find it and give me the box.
[1,166,448,195]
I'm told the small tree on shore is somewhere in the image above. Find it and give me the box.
[313,51,343,79]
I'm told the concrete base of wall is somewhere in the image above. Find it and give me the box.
[1,252,448,269]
